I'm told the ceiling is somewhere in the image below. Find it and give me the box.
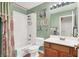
[15,2,44,9]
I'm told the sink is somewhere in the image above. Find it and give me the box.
[45,36,78,47]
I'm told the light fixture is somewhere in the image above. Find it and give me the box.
[50,5,53,8]
[50,2,74,10]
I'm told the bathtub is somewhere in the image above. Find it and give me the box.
[15,37,44,57]
[15,45,31,57]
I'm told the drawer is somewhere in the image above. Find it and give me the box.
[44,42,50,48]
[50,43,69,53]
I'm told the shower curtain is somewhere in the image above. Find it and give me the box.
[0,2,15,57]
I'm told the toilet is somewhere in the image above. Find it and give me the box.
[28,37,44,57]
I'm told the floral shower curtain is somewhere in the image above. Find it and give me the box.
[0,2,15,57]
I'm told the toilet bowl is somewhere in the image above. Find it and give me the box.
[28,37,44,57]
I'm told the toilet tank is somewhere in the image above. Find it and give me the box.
[35,37,44,46]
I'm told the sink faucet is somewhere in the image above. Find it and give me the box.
[60,37,65,40]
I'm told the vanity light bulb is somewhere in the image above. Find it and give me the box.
[50,5,53,10]
[53,4,57,6]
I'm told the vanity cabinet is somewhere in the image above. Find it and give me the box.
[44,42,77,57]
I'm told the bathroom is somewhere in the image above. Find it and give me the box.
[0,2,79,57]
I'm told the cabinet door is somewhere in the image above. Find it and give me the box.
[44,48,58,57]
[59,51,69,57]
[69,48,77,57]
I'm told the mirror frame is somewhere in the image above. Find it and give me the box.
[59,13,74,36]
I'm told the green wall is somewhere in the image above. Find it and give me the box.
[27,2,52,38]
[37,12,49,38]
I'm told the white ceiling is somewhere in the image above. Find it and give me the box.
[15,2,44,9]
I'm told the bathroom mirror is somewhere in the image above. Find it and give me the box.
[59,15,73,36]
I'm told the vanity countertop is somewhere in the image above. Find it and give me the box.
[44,35,79,47]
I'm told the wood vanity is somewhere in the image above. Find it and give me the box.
[44,42,78,57]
